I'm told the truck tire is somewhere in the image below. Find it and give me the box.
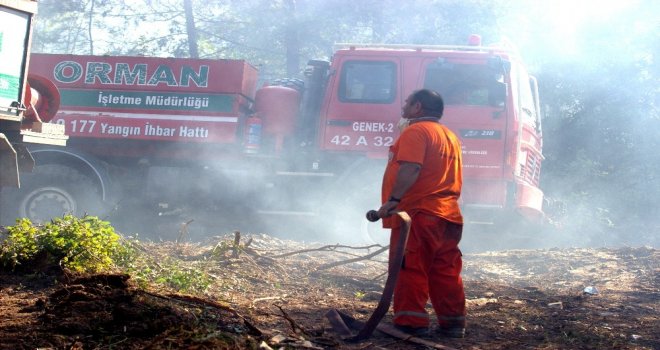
[324,165,388,245]
[1,164,104,224]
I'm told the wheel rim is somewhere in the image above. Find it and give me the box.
[362,218,390,246]
[332,180,386,245]
[19,186,76,222]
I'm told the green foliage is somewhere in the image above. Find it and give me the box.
[210,240,234,258]
[153,260,213,293]
[0,216,212,293]
[0,215,131,273]
[104,239,214,293]
[0,219,39,268]
[354,290,366,299]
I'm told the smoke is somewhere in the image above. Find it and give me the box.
[528,1,659,250]
[102,148,389,246]
[26,0,658,251]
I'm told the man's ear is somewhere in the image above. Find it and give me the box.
[413,101,423,115]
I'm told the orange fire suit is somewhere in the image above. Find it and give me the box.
[382,119,466,329]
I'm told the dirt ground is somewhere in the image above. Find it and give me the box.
[0,234,657,350]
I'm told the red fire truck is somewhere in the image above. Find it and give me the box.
[1,35,544,243]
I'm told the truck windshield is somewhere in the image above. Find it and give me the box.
[424,62,500,106]
[338,61,396,104]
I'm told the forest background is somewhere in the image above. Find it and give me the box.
[31,0,659,247]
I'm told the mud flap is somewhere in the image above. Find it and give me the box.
[0,134,19,187]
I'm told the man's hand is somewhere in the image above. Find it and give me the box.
[377,200,399,219]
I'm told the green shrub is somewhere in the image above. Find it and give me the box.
[1,216,212,293]
[0,219,40,269]
[154,260,213,292]
[0,215,132,273]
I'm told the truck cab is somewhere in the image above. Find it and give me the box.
[303,38,544,229]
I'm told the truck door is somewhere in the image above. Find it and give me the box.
[421,57,510,210]
[319,57,401,157]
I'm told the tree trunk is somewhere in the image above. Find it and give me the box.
[87,0,95,54]
[284,0,299,77]
[183,0,199,58]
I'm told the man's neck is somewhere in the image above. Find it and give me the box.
[410,116,440,124]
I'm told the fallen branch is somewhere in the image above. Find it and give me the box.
[241,250,268,276]
[252,296,288,304]
[244,247,278,264]
[315,246,389,271]
[243,247,289,277]
[274,304,310,336]
[328,309,458,350]
[371,270,388,281]
[141,290,263,336]
[142,290,237,314]
[270,244,384,259]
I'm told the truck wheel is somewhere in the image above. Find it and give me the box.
[334,183,389,245]
[1,164,104,224]
[325,166,388,245]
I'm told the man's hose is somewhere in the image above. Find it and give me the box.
[350,210,411,341]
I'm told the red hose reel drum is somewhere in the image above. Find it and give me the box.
[25,74,61,123]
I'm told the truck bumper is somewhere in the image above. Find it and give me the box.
[515,181,544,222]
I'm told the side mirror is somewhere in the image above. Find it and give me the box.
[487,56,511,74]
[488,81,507,108]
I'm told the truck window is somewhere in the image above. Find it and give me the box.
[424,62,498,106]
[0,6,30,114]
[338,61,396,104]
[516,66,538,126]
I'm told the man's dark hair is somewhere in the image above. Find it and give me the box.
[410,89,444,118]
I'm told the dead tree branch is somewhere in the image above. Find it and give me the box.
[274,304,310,336]
[270,244,384,259]
[315,246,389,271]
[140,290,263,336]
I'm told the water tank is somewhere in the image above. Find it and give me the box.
[254,85,300,152]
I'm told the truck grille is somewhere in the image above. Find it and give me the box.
[521,150,542,186]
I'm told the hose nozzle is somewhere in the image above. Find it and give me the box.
[366,210,380,222]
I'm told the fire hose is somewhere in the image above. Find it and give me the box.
[326,210,410,341]
[324,211,458,349]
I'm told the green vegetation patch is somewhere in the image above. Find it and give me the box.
[0,215,130,273]
[0,215,212,293]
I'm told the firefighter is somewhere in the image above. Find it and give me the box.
[377,89,466,338]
